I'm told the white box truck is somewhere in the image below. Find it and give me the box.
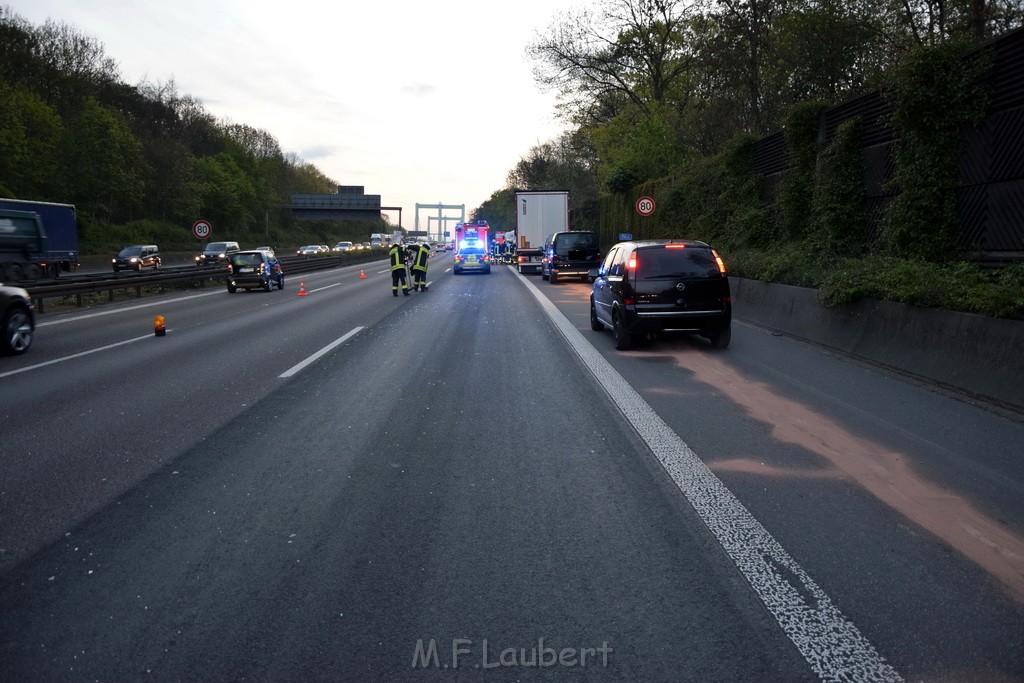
[514,191,568,274]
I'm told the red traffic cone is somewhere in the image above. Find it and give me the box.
[359,269,366,279]
[297,280,308,297]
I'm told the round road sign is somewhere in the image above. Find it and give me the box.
[192,219,212,240]
[636,196,656,216]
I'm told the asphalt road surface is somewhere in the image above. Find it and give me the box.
[1,260,1021,681]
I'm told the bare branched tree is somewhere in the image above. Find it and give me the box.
[528,0,700,125]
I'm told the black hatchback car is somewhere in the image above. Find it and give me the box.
[226,249,284,293]
[541,231,601,283]
[589,240,731,350]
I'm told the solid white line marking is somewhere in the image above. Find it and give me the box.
[0,333,156,379]
[516,268,901,682]
[279,327,363,378]
[376,269,389,274]
[37,291,220,326]
[309,282,343,293]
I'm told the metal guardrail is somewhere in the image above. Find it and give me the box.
[25,252,389,313]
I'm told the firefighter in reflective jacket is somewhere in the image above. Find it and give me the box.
[411,242,430,291]
[389,242,410,296]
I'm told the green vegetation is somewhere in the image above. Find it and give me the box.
[0,7,388,255]
[494,0,1024,319]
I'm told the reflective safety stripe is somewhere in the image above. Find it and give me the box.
[414,247,429,270]
[389,247,405,271]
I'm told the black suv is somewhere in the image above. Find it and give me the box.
[589,240,731,350]
[541,231,600,283]
[195,241,240,266]
[112,244,161,272]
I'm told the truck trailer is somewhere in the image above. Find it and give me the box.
[0,198,79,280]
[514,191,568,275]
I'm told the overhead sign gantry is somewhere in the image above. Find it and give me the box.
[415,202,465,241]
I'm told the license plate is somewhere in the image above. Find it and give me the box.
[239,267,254,273]
[467,257,478,263]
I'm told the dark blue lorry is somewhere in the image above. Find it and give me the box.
[0,198,79,280]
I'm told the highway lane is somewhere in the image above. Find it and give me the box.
[0,260,409,572]
[541,272,1024,680]
[0,262,1021,679]
[1,262,817,680]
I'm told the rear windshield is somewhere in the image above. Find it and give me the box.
[637,247,719,278]
[460,246,485,255]
[231,253,263,266]
[555,232,597,253]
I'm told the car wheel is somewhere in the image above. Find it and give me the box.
[227,284,237,293]
[263,276,272,292]
[112,265,119,273]
[155,259,162,270]
[613,313,634,350]
[549,271,558,284]
[278,275,285,290]
[590,300,603,331]
[2,306,33,355]
[541,268,548,281]
[709,326,732,349]
[136,263,143,272]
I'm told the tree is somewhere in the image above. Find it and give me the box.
[32,19,121,115]
[194,153,258,232]
[529,0,699,127]
[60,97,146,223]
[472,188,517,233]
[0,80,63,199]
[590,102,689,191]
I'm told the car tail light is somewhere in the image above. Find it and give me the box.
[712,249,727,274]
[665,244,687,249]
[624,298,636,305]
[517,256,525,263]
[627,255,637,271]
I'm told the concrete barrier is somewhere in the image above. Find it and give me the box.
[731,277,1024,412]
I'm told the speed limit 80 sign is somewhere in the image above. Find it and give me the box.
[636,196,656,216]
[192,219,212,240]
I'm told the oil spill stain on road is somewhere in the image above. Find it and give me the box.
[659,347,1024,604]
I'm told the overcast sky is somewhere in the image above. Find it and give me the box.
[7,0,583,229]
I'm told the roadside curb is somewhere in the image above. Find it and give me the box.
[731,277,1024,414]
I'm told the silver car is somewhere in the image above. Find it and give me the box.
[1,284,34,354]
